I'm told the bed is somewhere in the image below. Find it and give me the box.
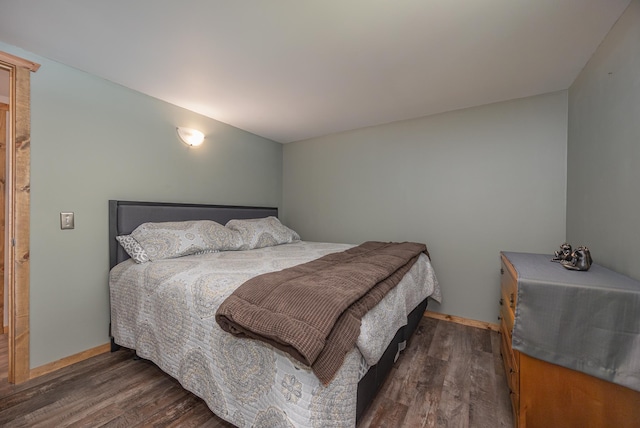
[108,200,441,427]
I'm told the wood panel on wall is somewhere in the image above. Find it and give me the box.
[9,66,32,383]
[0,102,6,332]
[1,50,37,384]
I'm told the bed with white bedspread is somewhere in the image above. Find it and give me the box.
[108,200,441,427]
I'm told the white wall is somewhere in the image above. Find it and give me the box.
[283,92,568,323]
[567,0,640,280]
[0,42,283,369]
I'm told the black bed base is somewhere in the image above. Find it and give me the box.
[356,298,428,422]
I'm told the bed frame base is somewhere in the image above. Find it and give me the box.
[356,298,428,422]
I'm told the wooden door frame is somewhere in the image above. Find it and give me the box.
[0,101,7,335]
[1,50,39,384]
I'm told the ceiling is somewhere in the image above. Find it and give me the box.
[0,1,631,143]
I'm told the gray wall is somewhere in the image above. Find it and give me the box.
[0,42,282,369]
[567,0,640,280]
[283,92,568,323]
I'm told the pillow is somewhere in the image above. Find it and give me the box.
[192,248,220,256]
[226,216,300,250]
[131,220,242,261]
[116,234,149,264]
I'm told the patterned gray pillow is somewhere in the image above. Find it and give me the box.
[115,234,150,264]
[226,216,300,250]
[131,220,242,261]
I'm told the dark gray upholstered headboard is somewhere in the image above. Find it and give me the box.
[109,200,278,268]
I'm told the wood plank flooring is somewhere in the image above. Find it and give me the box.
[0,317,513,427]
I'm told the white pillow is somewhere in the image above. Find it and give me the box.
[131,220,242,261]
[226,216,300,250]
[115,234,149,264]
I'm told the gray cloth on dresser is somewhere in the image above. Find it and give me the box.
[505,251,640,392]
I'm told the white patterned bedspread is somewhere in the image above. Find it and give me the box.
[109,241,440,427]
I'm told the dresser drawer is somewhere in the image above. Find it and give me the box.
[500,292,515,332]
[509,390,520,427]
[500,255,518,330]
[500,319,520,426]
[500,317,520,387]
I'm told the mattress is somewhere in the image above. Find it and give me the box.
[109,241,440,427]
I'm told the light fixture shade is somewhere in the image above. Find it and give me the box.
[176,127,205,147]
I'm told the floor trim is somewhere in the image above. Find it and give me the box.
[424,310,500,332]
[29,342,111,380]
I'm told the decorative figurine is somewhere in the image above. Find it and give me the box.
[551,243,573,262]
[562,246,592,271]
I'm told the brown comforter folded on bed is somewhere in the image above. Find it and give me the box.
[215,241,429,385]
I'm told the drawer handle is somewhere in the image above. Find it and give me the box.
[498,315,502,321]
[499,298,504,306]
[500,268,504,275]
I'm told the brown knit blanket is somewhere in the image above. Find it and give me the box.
[215,241,429,385]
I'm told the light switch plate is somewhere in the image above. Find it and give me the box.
[60,212,74,230]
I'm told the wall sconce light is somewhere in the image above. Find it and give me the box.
[176,127,205,147]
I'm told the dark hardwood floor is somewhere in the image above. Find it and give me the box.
[0,317,513,427]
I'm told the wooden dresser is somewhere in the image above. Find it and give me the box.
[499,252,640,428]
[498,253,520,422]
